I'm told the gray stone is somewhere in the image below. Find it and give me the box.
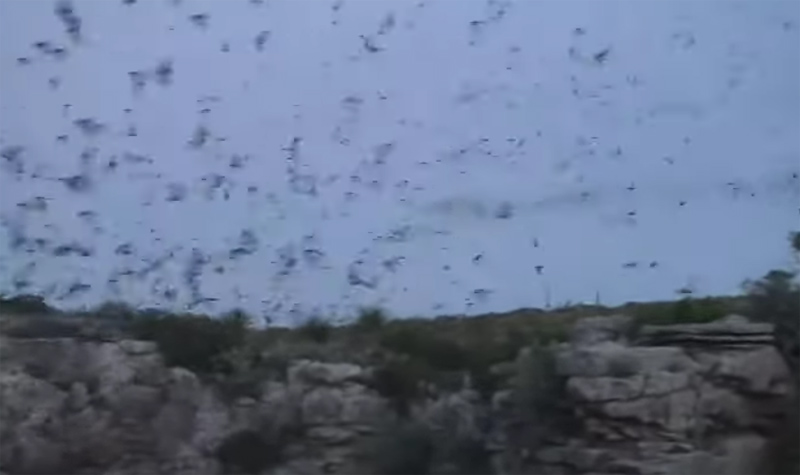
[556,343,695,378]
[708,345,790,395]
[0,369,67,426]
[568,371,694,403]
[67,381,90,411]
[638,315,775,347]
[710,433,769,475]
[307,426,357,445]
[422,390,488,443]
[106,384,163,418]
[8,435,65,474]
[288,360,364,387]
[234,397,257,407]
[569,315,633,346]
[119,339,158,355]
[601,388,699,435]
[153,403,198,457]
[165,367,202,406]
[546,314,794,475]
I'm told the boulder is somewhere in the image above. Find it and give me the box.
[567,371,693,402]
[300,384,388,426]
[556,342,696,378]
[119,339,158,355]
[288,360,365,387]
[569,315,633,346]
[535,314,794,475]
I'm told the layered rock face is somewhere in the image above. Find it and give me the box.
[0,338,397,475]
[541,315,793,475]
[0,315,793,475]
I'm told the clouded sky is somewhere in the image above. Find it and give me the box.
[1,0,798,324]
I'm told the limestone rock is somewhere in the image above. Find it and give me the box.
[421,390,488,441]
[638,315,775,347]
[66,381,90,411]
[300,384,388,426]
[288,360,365,387]
[0,312,792,475]
[541,314,793,475]
[119,339,158,355]
[569,315,633,345]
[705,345,790,395]
[556,342,696,378]
[567,371,693,402]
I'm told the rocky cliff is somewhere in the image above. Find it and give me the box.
[0,314,794,475]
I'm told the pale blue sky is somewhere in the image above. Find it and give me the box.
[0,0,798,324]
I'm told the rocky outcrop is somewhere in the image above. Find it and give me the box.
[0,314,793,475]
[0,336,217,475]
[0,336,398,475]
[535,315,793,475]
[637,314,776,347]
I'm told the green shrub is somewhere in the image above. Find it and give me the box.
[379,326,470,371]
[465,350,516,400]
[2,317,82,339]
[445,436,493,475]
[370,358,433,416]
[509,342,567,447]
[297,317,332,343]
[363,420,490,475]
[216,429,284,474]
[378,326,423,354]
[221,308,252,323]
[747,232,800,475]
[672,298,695,323]
[472,370,503,401]
[745,269,799,366]
[130,312,249,373]
[457,328,532,399]
[680,297,728,323]
[632,297,731,327]
[216,350,292,401]
[515,342,562,410]
[743,233,800,372]
[530,326,570,345]
[89,301,137,321]
[259,352,291,381]
[364,421,434,475]
[0,294,53,315]
[354,307,388,333]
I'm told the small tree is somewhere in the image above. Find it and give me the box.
[216,429,285,474]
[509,342,567,451]
[353,307,388,333]
[363,420,434,475]
[744,232,800,372]
[745,232,800,475]
[130,312,249,373]
[0,294,53,314]
[297,317,332,343]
